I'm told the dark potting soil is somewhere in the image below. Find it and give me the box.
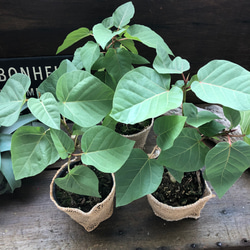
[115,119,151,135]
[152,169,205,207]
[55,166,113,212]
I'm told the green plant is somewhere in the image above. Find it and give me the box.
[0,2,164,198]
[0,85,37,194]
[111,45,250,206]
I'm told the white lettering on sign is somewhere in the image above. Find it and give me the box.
[26,88,38,97]
[0,68,7,81]
[0,65,58,82]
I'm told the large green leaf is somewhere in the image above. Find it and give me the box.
[50,129,75,159]
[191,60,250,111]
[183,103,220,128]
[37,59,77,98]
[240,110,250,144]
[55,165,100,197]
[115,148,164,207]
[56,70,114,127]
[125,24,173,55]
[11,126,59,180]
[110,67,183,124]
[205,141,250,198]
[112,1,135,29]
[0,73,31,127]
[157,128,209,172]
[153,44,189,74]
[0,152,21,192]
[56,27,92,54]
[81,126,134,173]
[72,41,100,72]
[104,48,133,84]
[28,93,60,130]
[153,115,186,151]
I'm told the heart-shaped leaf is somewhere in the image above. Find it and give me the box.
[0,73,30,126]
[28,93,60,130]
[50,129,75,159]
[56,70,114,127]
[154,115,186,151]
[81,126,134,173]
[11,126,59,180]
[157,128,209,172]
[55,165,101,197]
[191,60,250,111]
[205,141,250,198]
[115,148,164,207]
[111,67,183,124]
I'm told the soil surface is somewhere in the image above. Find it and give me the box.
[55,165,113,212]
[152,169,205,207]
[115,119,151,135]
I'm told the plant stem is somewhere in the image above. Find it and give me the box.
[148,145,161,159]
[61,118,73,136]
[167,171,177,183]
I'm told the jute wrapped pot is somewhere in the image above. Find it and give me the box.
[123,118,154,149]
[147,181,215,221]
[50,161,116,232]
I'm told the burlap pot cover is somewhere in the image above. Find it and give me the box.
[50,161,116,232]
[123,118,154,149]
[147,181,215,221]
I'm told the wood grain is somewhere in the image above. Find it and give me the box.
[0,0,249,74]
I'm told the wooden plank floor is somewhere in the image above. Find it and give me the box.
[1,132,250,250]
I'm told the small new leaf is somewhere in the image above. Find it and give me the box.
[55,165,101,197]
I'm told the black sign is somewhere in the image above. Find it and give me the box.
[0,55,72,97]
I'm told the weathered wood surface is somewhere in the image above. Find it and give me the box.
[0,130,250,250]
[0,168,250,250]
[0,0,249,74]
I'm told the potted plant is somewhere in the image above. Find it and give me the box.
[110,26,250,220]
[54,1,159,149]
[0,1,166,230]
